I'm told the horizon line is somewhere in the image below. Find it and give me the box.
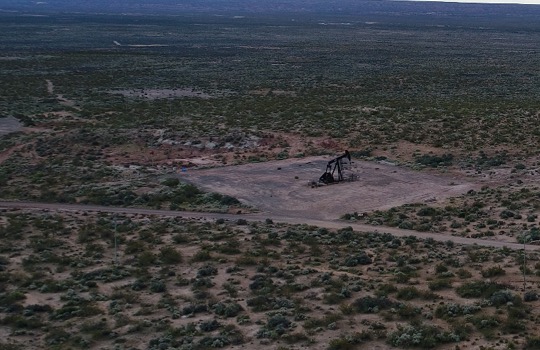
[403,0,540,5]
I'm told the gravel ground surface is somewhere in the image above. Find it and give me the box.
[180,156,477,220]
[0,116,22,136]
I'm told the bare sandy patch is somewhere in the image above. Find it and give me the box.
[111,88,212,100]
[0,116,23,136]
[181,156,478,220]
[46,79,54,94]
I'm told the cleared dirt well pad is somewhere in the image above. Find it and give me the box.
[180,156,477,220]
[0,116,22,136]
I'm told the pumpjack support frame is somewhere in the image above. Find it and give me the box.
[319,150,351,184]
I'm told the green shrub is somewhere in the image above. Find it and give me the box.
[489,289,516,307]
[518,227,540,243]
[159,246,182,264]
[343,252,372,266]
[327,331,375,350]
[471,314,501,338]
[415,153,453,167]
[150,280,166,293]
[172,233,190,244]
[212,302,243,318]
[192,277,214,289]
[170,183,202,204]
[219,195,241,206]
[246,296,273,312]
[416,206,440,216]
[395,287,437,302]
[1,314,43,329]
[435,264,448,274]
[199,320,221,332]
[435,303,481,319]
[524,291,539,302]
[197,265,218,277]
[324,292,347,305]
[456,268,473,279]
[236,219,248,225]
[481,266,505,278]
[161,178,180,187]
[213,238,241,254]
[181,304,208,316]
[282,332,310,344]
[396,304,422,319]
[428,279,452,291]
[137,251,156,266]
[376,283,397,297]
[191,250,212,262]
[352,296,395,313]
[503,314,526,334]
[52,301,103,320]
[249,275,275,294]
[125,240,146,254]
[80,320,112,340]
[525,337,540,349]
[235,255,257,266]
[222,282,238,297]
[0,290,26,305]
[45,328,71,346]
[500,210,515,219]
[25,304,53,314]
[456,281,507,298]
[303,313,342,329]
[328,338,356,350]
[256,314,291,339]
[388,322,460,348]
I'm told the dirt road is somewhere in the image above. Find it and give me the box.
[1,201,537,251]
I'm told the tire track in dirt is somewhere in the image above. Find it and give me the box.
[0,201,537,251]
[0,144,25,165]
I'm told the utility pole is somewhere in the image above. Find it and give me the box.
[523,237,527,292]
[114,216,118,267]
[522,235,540,292]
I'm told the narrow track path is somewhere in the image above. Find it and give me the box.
[0,201,538,251]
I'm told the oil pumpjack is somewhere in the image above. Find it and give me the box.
[319,150,352,184]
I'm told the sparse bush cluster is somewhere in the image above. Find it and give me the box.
[351,184,540,242]
[0,205,539,349]
[388,322,461,348]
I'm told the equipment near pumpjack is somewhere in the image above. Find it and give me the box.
[319,150,352,184]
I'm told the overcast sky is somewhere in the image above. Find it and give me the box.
[412,0,540,4]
